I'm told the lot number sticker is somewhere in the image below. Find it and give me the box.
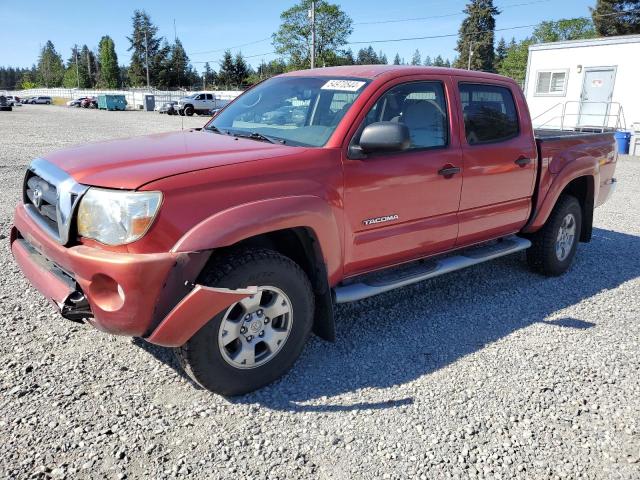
[321,80,366,92]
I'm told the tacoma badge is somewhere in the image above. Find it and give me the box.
[363,214,399,226]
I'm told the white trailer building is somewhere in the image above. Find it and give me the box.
[523,34,640,136]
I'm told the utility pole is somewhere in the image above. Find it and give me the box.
[309,1,316,69]
[144,29,151,88]
[467,41,474,70]
[74,46,80,89]
[86,49,92,86]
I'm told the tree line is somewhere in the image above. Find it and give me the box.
[1,0,638,91]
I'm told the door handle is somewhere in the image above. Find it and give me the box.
[515,157,532,167]
[438,166,461,177]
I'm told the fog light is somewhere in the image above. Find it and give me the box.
[89,274,125,311]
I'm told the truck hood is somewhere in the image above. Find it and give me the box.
[44,130,304,189]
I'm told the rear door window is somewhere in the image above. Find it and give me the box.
[459,84,519,144]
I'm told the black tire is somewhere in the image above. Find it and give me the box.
[184,105,194,116]
[527,194,582,277]
[178,109,185,116]
[175,249,314,396]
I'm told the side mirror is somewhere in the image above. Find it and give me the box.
[358,121,411,155]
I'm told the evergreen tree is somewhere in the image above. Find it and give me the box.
[203,62,217,87]
[495,37,507,72]
[170,38,190,87]
[255,59,287,79]
[98,36,119,88]
[63,45,83,88]
[356,46,380,64]
[0,67,31,89]
[592,0,640,36]
[454,0,500,71]
[233,52,251,87]
[341,49,356,65]
[433,55,447,67]
[21,68,38,89]
[423,55,433,66]
[37,40,64,87]
[127,10,164,87]
[154,40,173,89]
[393,53,402,65]
[411,49,421,65]
[218,50,236,87]
[79,45,98,87]
[378,51,388,64]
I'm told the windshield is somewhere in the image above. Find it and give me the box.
[207,76,369,147]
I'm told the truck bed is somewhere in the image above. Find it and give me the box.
[531,129,617,222]
[534,128,615,141]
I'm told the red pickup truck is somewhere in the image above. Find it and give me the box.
[10,66,617,395]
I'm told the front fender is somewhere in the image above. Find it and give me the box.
[524,156,599,232]
[171,195,344,284]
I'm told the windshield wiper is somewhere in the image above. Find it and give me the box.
[205,125,226,135]
[234,131,285,145]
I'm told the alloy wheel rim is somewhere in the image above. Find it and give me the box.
[555,213,576,261]
[218,286,293,369]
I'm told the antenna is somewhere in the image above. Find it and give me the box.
[173,19,177,42]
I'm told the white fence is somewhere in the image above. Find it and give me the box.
[8,88,242,109]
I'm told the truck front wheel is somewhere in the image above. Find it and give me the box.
[526,194,582,277]
[174,249,314,396]
[184,105,194,116]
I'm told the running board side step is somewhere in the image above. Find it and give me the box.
[334,236,531,304]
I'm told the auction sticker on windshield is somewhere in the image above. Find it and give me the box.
[321,80,367,92]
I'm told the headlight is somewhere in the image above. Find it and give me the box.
[77,188,162,245]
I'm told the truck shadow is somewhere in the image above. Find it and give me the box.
[135,227,639,411]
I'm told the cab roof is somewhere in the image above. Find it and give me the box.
[279,65,515,83]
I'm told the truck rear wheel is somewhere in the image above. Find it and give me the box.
[526,194,582,277]
[174,249,314,396]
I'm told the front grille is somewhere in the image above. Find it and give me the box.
[22,158,88,245]
[25,174,59,231]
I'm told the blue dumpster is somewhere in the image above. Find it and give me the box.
[97,95,127,111]
[614,130,631,154]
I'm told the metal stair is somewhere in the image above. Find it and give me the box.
[334,236,531,303]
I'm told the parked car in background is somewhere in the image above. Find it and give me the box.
[5,95,21,106]
[81,97,97,109]
[0,94,12,111]
[66,97,88,107]
[31,96,52,105]
[158,101,178,115]
[177,92,217,116]
[10,66,618,396]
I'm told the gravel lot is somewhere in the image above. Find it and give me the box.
[1,105,639,480]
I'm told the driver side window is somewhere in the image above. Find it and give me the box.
[359,81,449,150]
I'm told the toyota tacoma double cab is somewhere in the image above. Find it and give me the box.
[10,66,617,395]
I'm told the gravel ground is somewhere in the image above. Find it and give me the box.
[0,105,639,480]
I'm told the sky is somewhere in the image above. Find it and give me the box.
[0,0,597,72]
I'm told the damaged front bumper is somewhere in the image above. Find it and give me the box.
[10,203,255,347]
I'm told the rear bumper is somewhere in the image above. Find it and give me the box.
[10,204,253,345]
